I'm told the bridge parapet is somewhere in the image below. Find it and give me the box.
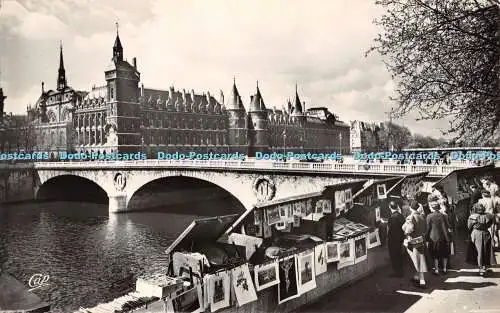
[28,159,476,177]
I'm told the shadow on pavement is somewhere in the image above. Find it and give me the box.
[298,233,499,313]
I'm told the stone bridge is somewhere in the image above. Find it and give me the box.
[1,160,472,214]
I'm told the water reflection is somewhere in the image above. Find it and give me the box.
[0,201,210,312]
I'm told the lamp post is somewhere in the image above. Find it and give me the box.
[282,129,287,161]
[339,133,342,154]
[141,135,145,158]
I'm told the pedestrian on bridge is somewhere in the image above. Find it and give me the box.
[467,203,495,276]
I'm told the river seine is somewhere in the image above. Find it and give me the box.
[0,200,239,312]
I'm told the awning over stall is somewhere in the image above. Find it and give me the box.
[433,165,499,203]
[165,214,240,255]
[386,171,429,200]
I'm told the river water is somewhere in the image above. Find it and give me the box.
[0,200,239,312]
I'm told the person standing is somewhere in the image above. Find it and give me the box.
[388,201,405,277]
[468,203,495,276]
[403,200,428,288]
[479,189,498,248]
[426,196,451,275]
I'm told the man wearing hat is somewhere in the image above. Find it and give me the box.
[387,201,405,277]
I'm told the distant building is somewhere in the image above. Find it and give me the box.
[350,120,387,153]
[16,28,351,159]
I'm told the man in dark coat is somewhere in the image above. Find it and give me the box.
[388,201,405,277]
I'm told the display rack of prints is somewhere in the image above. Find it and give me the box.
[354,235,368,263]
[254,261,280,291]
[337,239,355,269]
[314,244,327,275]
[326,242,340,263]
[266,207,281,225]
[278,255,299,304]
[367,229,381,249]
[296,250,317,295]
[231,264,258,307]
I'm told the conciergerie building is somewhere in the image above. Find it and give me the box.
[18,29,351,159]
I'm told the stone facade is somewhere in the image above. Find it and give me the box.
[350,120,387,153]
[14,31,351,158]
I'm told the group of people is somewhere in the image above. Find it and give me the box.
[386,176,499,288]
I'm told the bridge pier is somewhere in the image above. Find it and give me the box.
[108,194,128,213]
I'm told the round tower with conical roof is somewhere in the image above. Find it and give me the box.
[248,82,269,156]
[226,78,248,154]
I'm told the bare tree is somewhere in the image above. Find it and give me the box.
[368,0,500,145]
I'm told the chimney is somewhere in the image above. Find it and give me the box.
[141,83,144,96]
[41,82,45,93]
[133,57,137,69]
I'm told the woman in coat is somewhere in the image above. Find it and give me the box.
[402,200,427,287]
[426,195,451,275]
[468,203,495,276]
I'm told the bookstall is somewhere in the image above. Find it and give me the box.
[386,172,429,211]
[154,178,398,313]
[433,164,499,228]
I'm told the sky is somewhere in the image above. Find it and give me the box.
[0,0,449,137]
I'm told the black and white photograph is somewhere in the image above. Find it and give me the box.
[266,207,281,226]
[326,242,340,263]
[314,244,328,275]
[172,287,201,313]
[367,229,381,249]
[231,264,258,307]
[354,236,368,263]
[297,251,317,295]
[278,255,299,304]
[377,184,387,199]
[338,239,356,269]
[254,261,280,291]
[1,0,499,312]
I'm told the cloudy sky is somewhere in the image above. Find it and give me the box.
[0,0,447,137]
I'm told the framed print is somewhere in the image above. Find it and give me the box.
[322,199,332,214]
[377,184,387,199]
[315,200,323,214]
[335,190,346,212]
[279,205,287,218]
[275,221,286,231]
[354,235,368,263]
[172,286,201,313]
[326,242,340,263]
[375,207,381,222]
[278,255,299,304]
[209,271,230,312]
[231,264,258,307]
[254,210,262,225]
[266,207,281,225]
[338,239,355,269]
[293,215,301,227]
[345,189,353,211]
[314,244,327,275]
[333,223,344,233]
[337,228,354,238]
[367,229,381,249]
[297,250,317,295]
[293,202,301,216]
[254,261,279,291]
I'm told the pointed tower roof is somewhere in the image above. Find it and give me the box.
[57,41,67,90]
[249,81,266,112]
[291,83,303,116]
[112,22,123,62]
[227,77,245,111]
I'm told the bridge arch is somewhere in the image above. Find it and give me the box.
[126,176,246,215]
[36,174,108,203]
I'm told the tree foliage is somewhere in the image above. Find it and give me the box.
[368,0,500,145]
[379,122,413,150]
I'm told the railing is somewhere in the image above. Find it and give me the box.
[23,159,479,176]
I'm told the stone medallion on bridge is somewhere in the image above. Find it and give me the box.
[253,176,276,202]
[114,172,127,191]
